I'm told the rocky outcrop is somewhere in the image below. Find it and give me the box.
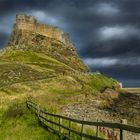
[107,92,140,126]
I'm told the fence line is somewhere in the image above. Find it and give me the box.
[26,99,140,140]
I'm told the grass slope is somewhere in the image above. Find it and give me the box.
[0,49,118,139]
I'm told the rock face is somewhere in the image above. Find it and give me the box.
[108,92,140,125]
[7,14,88,72]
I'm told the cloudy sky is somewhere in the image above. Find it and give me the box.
[0,0,140,87]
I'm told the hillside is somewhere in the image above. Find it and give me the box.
[0,14,123,140]
[0,50,118,139]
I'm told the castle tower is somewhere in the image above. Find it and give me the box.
[16,14,26,23]
[15,14,36,30]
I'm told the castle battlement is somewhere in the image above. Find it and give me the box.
[16,14,37,24]
[14,14,75,50]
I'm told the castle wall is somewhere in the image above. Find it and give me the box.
[15,14,74,48]
[15,23,35,31]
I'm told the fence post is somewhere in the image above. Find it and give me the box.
[68,120,71,137]
[81,118,86,140]
[120,119,127,140]
[81,122,84,140]
[59,118,63,133]
[37,104,40,118]
[52,116,54,129]
[96,119,99,140]
[59,118,61,132]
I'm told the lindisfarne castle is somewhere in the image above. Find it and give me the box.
[14,14,74,48]
[3,14,88,72]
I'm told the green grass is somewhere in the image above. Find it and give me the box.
[0,50,59,63]
[0,50,76,71]
[88,73,117,91]
[0,102,59,140]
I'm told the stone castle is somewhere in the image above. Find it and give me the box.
[14,14,74,48]
[6,14,88,72]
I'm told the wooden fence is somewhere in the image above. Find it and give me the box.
[26,99,140,140]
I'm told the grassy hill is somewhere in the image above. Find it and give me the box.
[0,47,118,139]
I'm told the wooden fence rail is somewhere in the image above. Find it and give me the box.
[26,99,140,140]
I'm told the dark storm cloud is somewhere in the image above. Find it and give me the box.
[91,64,140,80]
[0,0,140,86]
[80,37,140,58]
